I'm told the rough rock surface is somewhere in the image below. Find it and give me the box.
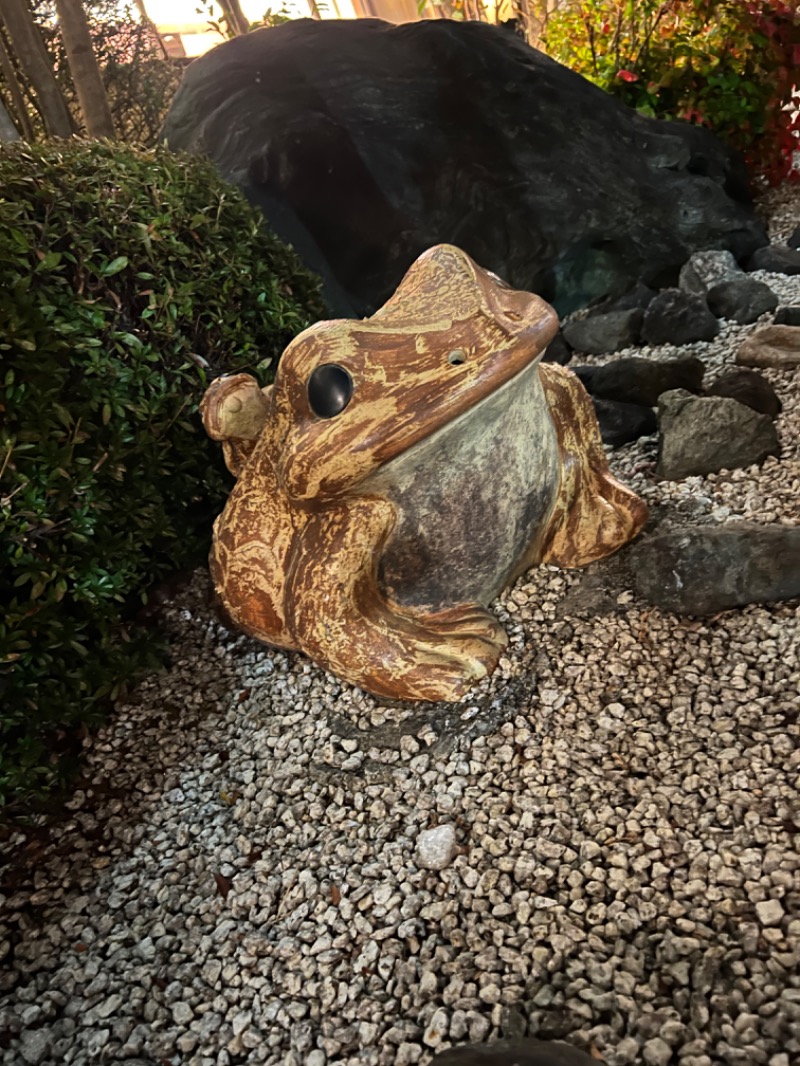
[431,1038,596,1064]
[541,331,572,365]
[706,277,778,324]
[774,305,800,326]
[747,245,800,275]
[629,525,800,615]
[581,355,704,407]
[737,324,800,368]
[416,825,458,872]
[591,397,657,448]
[561,309,642,355]
[641,289,719,346]
[160,18,765,317]
[678,249,743,295]
[656,390,780,479]
[706,368,782,418]
[585,282,656,317]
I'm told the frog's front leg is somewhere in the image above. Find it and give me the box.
[287,497,508,702]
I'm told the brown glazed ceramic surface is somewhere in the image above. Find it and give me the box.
[201,245,647,702]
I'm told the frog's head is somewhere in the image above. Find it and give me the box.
[273,244,559,504]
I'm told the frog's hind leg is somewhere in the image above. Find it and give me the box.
[287,497,508,702]
[209,464,298,652]
[538,363,648,567]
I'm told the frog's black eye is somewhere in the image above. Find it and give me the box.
[307,364,353,419]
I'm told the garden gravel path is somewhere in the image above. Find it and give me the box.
[1,183,798,1066]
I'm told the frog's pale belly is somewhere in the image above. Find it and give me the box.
[366,357,560,609]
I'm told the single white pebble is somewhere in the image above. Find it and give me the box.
[416,824,457,871]
[755,899,785,926]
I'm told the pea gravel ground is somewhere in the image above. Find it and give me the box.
[1,183,798,1066]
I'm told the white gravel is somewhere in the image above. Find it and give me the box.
[0,182,798,1066]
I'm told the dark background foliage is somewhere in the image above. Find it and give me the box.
[0,0,185,145]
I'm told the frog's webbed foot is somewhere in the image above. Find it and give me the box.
[288,499,508,702]
[201,373,273,477]
[420,602,507,654]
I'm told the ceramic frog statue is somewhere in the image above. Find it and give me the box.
[201,245,647,701]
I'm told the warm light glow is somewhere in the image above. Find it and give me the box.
[146,0,356,32]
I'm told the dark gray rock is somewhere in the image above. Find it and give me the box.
[706,369,782,418]
[679,248,743,295]
[562,308,642,354]
[592,397,657,448]
[706,277,778,323]
[586,280,656,317]
[774,305,800,326]
[569,365,597,391]
[656,390,780,479]
[747,245,800,275]
[788,225,800,250]
[629,525,800,615]
[431,1038,596,1065]
[541,330,572,365]
[19,1030,52,1066]
[160,18,766,318]
[641,289,719,346]
[586,354,704,406]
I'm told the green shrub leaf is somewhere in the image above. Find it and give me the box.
[0,139,326,811]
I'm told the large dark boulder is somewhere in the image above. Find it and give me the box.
[161,18,766,318]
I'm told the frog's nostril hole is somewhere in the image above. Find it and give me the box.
[448,350,466,366]
[506,310,522,321]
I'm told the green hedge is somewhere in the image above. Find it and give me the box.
[0,140,325,809]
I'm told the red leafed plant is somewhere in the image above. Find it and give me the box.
[542,0,800,186]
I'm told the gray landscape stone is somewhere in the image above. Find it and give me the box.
[642,289,719,346]
[561,309,643,354]
[591,397,657,448]
[706,368,782,418]
[679,249,743,295]
[584,354,704,406]
[656,390,779,479]
[629,525,800,615]
[773,305,800,326]
[747,245,800,274]
[706,277,778,324]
